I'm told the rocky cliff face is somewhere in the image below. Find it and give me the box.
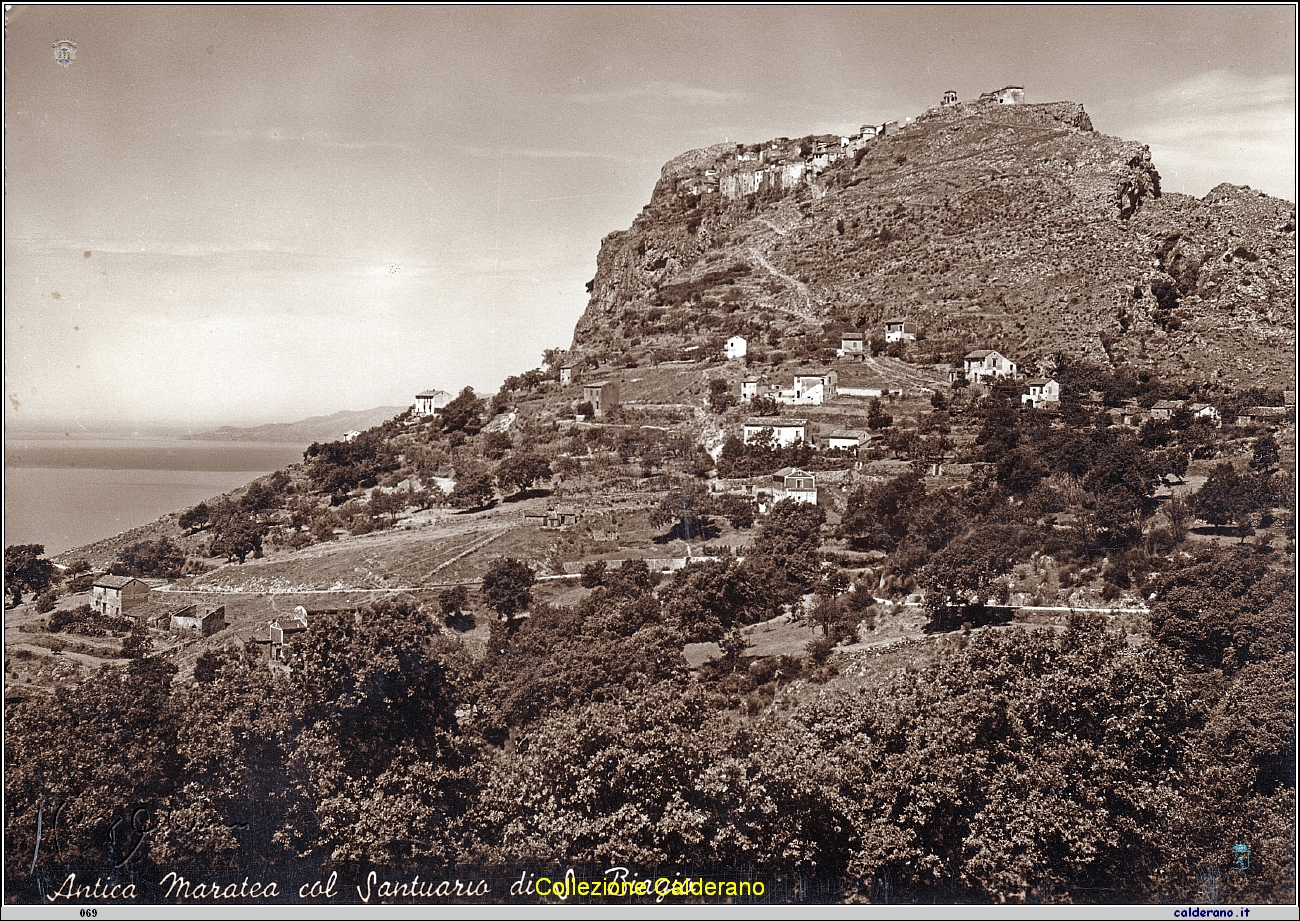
[573,96,1295,388]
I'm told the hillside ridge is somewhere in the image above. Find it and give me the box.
[572,91,1295,390]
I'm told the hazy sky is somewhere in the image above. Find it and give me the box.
[5,5,1295,429]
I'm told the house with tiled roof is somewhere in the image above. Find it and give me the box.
[743,417,809,448]
[1021,378,1060,409]
[963,349,1018,383]
[415,389,453,416]
[884,318,917,342]
[91,575,150,617]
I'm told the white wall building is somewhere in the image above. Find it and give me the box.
[743,417,808,448]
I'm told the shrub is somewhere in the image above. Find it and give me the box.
[580,561,607,588]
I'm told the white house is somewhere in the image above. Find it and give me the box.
[741,378,760,402]
[963,350,1018,383]
[777,370,837,406]
[724,335,748,360]
[774,467,818,505]
[415,389,453,416]
[559,365,574,386]
[884,318,918,342]
[838,332,865,359]
[825,431,867,452]
[743,417,808,448]
[1021,378,1061,409]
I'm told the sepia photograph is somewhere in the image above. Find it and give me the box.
[4,5,1296,914]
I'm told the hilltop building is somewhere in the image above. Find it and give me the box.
[942,90,959,107]
[980,86,1025,105]
[415,389,452,416]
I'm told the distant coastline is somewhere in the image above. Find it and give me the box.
[180,407,405,443]
[3,437,308,557]
[4,407,403,557]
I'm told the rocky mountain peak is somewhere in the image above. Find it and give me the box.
[572,91,1294,390]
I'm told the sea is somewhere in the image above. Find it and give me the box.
[3,437,310,557]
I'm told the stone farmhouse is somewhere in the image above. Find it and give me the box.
[838,332,866,359]
[825,431,867,452]
[523,506,583,530]
[91,575,150,617]
[1150,399,1182,421]
[582,381,620,417]
[168,604,226,637]
[268,608,310,663]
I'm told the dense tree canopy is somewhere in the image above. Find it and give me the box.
[439,386,486,435]
[4,544,55,607]
[495,452,551,495]
[1193,463,1275,532]
[480,558,536,627]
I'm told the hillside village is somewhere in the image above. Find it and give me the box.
[679,86,1030,201]
[9,268,1293,701]
[5,85,1296,905]
[5,86,1294,692]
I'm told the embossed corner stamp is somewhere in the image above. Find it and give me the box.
[53,38,77,66]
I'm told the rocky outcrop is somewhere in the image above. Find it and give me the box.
[573,95,1295,389]
[1117,148,1162,219]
